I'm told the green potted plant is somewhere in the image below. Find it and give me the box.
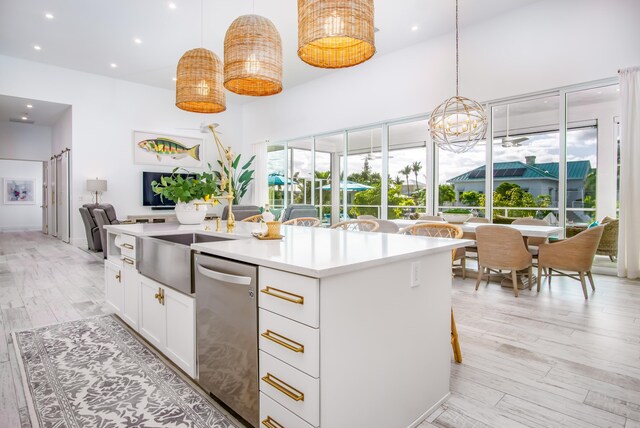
[151,166,218,225]
[441,208,473,224]
[214,153,256,205]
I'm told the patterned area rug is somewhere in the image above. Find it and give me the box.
[13,315,238,428]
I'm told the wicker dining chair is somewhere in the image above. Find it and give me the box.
[399,222,464,363]
[330,219,379,232]
[511,218,550,254]
[241,214,263,223]
[474,225,533,297]
[536,225,604,299]
[370,219,400,234]
[282,217,321,227]
[463,217,490,258]
[399,223,466,279]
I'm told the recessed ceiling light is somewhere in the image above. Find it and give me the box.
[45,13,54,19]
[26,104,33,109]
[110,63,118,68]
[597,91,602,95]
[168,2,177,9]
[616,88,620,92]
[33,45,41,50]
[172,77,177,81]
[411,25,418,32]
[134,38,142,44]
[21,116,28,120]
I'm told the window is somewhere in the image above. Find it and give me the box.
[388,119,429,219]
[267,143,287,210]
[346,127,382,219]
[438,140,486,217]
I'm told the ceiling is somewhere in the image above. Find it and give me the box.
[0,0,540,105]
[0,95,70,126]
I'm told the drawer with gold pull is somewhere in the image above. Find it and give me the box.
[115,233,136,259]
[259,350,319,426]
[260,392,317,428]
[259,309,319,378]
[258,267,319,328]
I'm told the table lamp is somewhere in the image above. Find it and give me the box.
[87,178,107,203]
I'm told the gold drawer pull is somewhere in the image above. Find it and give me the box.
[261,330,304,353]
[123,257,134,265]
[260,286,304,305]
[262,416,284,428]
[122,243,134,249]
[261,373,304,402]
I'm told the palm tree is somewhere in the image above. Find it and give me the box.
[400,166,412,194]
[411,161,422,190]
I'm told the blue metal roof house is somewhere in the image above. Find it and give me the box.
[447,156,592,208]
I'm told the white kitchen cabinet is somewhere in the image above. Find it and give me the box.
[121,257,140,331]
[138,275,196,378]
[164,286,196,377]
[139,275,166,351]
[104,259,122,314]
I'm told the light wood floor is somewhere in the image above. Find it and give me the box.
[1,232,640,428]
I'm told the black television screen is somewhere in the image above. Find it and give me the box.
[142,171,191,207]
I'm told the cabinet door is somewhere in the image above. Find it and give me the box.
[121,258,139,331]
[104,260,123,314]
[139,276,166,350]
[164,287,196,378]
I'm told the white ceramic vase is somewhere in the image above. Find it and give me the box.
[175,200,207,225]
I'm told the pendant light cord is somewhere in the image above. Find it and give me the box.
[200,0,204,47]
[455,0,459,97]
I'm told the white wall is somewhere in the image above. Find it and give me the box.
[242,0,640,143]
[0,55,245,246]
[0,159,42,231]
[0,122,52,161]
[52,107,72,155]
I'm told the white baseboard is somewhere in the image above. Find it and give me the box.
[0,226,42,232]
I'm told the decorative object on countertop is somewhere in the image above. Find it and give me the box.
[175,0,225,113]
[252,220,283,240]
[4,177,35,204]
[134,131,204,168]
[224,14,283,96]
[428,0,487,154]
[13,315,237,428]
[151,165,218,225]
[194,125,251,233]
[86,178,107,203]
[441,208,473,224]
[213,152,255,205]
[298,0,375,69]
[262,203,275,222]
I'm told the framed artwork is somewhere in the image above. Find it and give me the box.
[133,131,204,168]
[4,178,36,204]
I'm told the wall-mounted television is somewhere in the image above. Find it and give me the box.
[142,171,191,208]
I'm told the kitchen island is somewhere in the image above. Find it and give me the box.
[103,221,470,428]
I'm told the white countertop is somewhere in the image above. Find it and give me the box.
[105,222,471,278]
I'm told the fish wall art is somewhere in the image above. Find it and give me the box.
[133,131,204,167]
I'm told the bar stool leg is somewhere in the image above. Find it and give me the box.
[451,308,462,364]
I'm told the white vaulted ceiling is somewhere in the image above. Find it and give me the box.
[0,0,539,104]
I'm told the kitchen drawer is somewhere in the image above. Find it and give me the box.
[115,233,136,259]
[259,350,319,427]
[260,392,317,428]
[259,267,319,328]
[259,309,319,378]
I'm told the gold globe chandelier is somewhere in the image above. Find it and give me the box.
[175,0,226,113]
[224,14,283,96]
[428,0,487,153]
[297,0,376,69]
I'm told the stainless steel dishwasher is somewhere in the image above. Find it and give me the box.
[193,253,259,428]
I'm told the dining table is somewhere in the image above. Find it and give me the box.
[392,219,565,289]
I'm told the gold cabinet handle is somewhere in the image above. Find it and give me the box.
[115,271,121,282]
[261,330,304,353]
[260,286,304,305]
[261,373,304,402]
[122,243,134,249]
[154,288,165,305]
[123,257,134,265]
[262,416,285,428]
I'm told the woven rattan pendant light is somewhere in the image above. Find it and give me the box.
[297,0,375,69]
[224,14,283,96]
[175,0,225,113]
[428,0,486,153]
